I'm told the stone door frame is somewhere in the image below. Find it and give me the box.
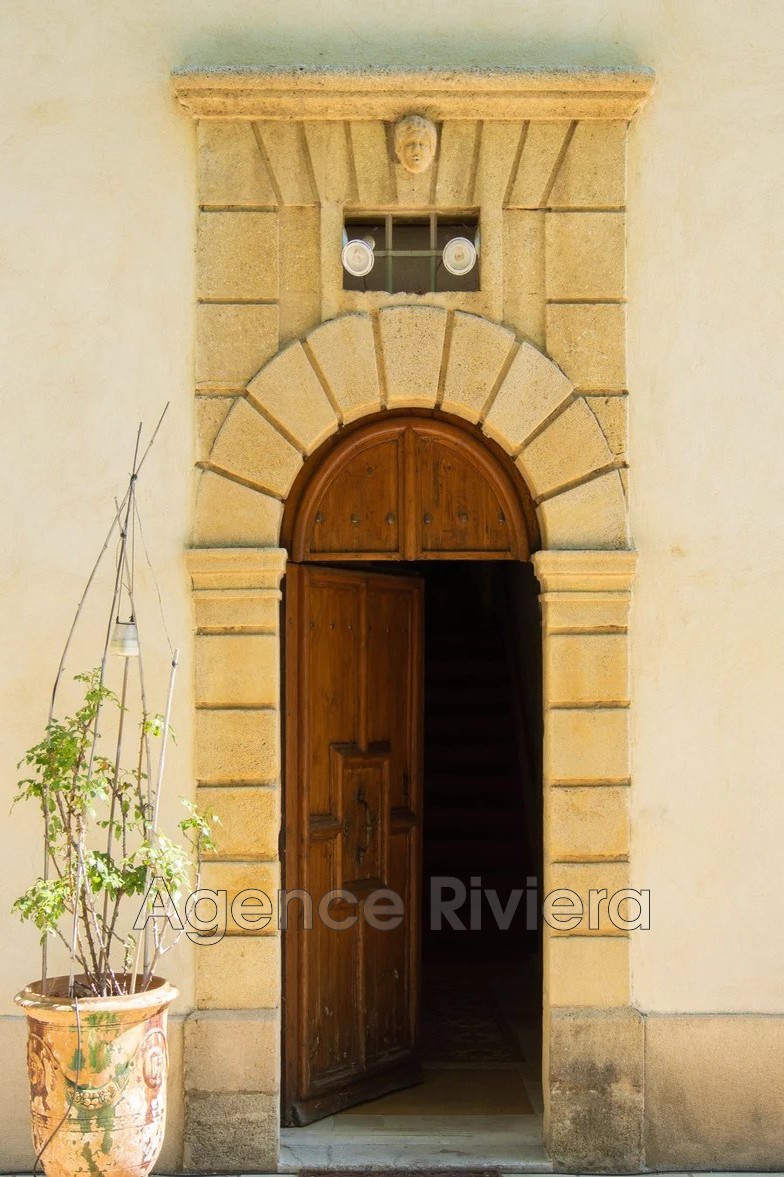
[176,68,652,1172]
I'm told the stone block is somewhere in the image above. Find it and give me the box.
[441,312,515,421]
[157,1016,184,1170]
[350,121,395,205]
[545,706,629,783]
[186,547,287,591]
[197,784,279,861]
[546,785,629,861]
[210,397,302,498]
[197,120,277,207]
[546,212,626,300]
[305,314,382,423]
[197,211,278,301]
[195,633,279,708]
[185,1010,279,1092]
[474,121,524,205]
[483,340,572,451]
[546,861,630,935]
[195,303,279,387]
[193,471,283,549]
[508,121,572,208]
[533,549,637,594]
[476,204,504,322]
[379,305,447,407]
[548,1007,643,1171]
[434,121,480,206]
[247,342,337,455]
[549,121,627,209]
[586,393,628,459]
[517,397,613,498]
[502,210,545,347]
[539,469,629,550]
[192,587,280,635]
[200,860,280,936]
[183,1090,279,1172]
[195,708,279,783]
[544,632,629,706]
[394,161,432,208]
[195,397,233,460]
[546,302,626,391]
[278,205,320,293]
[304,121,354,204]
[255,120,316,204]
[539,593,631,634]
[279,292,322,346]
[545,934,630,1007]
[645,1014,784,1170]
[195,935,280,1009]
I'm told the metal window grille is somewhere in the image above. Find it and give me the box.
[343,213,480,294]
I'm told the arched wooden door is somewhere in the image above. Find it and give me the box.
[282,414,536,1125]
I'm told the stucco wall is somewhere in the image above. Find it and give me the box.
[2,0,784,1167]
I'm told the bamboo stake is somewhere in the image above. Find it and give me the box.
[68,426,143,999]
[131,648,179,993]
[99,656,131,994]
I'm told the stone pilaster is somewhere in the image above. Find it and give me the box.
[534,549,641,1172]
[184,548,286,1172]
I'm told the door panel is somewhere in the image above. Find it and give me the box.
[284,564,424,1125]
[287,417,533,561]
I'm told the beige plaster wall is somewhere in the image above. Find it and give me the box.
[2,0,784,1166]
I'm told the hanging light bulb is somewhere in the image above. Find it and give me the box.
[110,619,140,658]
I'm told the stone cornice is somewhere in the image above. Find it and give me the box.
[186,547,287,591]
[533,549,638,594]
[171,66,654,121]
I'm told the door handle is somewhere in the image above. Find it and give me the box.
[355,791,375,865]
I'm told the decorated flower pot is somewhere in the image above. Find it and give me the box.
[15,975,177,1177]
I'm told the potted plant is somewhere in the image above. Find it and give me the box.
[12,415,216,1177]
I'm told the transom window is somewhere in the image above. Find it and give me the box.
[342,213,480,294]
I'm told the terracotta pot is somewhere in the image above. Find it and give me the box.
[15,975,177,1177]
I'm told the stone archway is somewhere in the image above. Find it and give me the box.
[185,309,639,1173]
[194,306,628,551]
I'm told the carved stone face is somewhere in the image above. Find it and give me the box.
[394,115,437,174]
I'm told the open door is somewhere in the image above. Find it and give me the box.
[283,564,424,1125]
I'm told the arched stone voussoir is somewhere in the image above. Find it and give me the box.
[210,396,302,499]
[441,312,516,422]
[200,311,629,554]
[483,340,573,452]
[305,314,382,424]
[247,340,339,455]
[517,397,614,500]
[538,469,630,551]
[378,304,447,408]
[194,469,283,548]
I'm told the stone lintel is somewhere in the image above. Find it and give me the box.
[172,66,654,122]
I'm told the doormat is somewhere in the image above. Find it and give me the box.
[420,972,522,1063]
[339,1066,533,1116]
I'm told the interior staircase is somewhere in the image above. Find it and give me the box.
[421,620,535,959]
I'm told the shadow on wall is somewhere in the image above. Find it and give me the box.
[176,13,649,73]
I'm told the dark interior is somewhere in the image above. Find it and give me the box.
[417,561,543,1069]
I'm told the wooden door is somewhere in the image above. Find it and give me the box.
[284,564,424,1125]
